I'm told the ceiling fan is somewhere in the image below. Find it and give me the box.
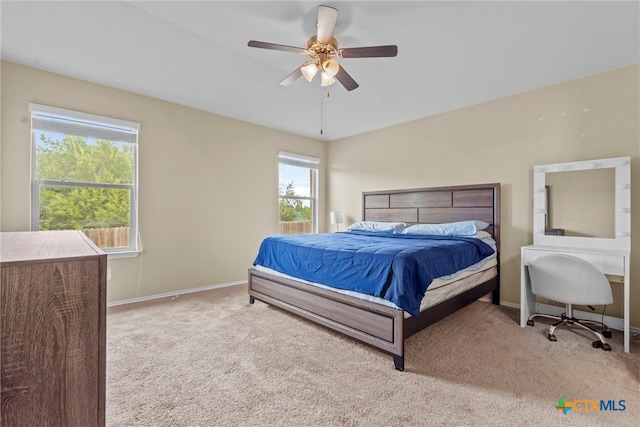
[248,5,397,91]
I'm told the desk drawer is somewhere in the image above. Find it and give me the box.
[523,249,624,275]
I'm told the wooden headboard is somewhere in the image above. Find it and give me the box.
[362,183,501,251]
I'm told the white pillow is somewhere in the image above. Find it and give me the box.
[401,220,490,236]
[348,221,407,234]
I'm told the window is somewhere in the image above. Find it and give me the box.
[278,152,319,234]
[30,104,139,256]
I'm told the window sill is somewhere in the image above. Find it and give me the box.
[106,249,141,260]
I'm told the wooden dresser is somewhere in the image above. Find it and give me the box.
[1,231,107,426]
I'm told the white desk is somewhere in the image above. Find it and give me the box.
[521,245,630,352]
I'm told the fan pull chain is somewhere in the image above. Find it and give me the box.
[320,89,330,135]
[320,89,324,135]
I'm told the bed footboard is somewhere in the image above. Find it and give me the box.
[248,268,405,369]
[248,267,498,371]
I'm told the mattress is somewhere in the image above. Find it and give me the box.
[253,258,498,318]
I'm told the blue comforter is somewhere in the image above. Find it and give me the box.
[253,231,495,317]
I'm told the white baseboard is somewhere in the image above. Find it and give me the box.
[499,300,519,310]
[107,280,246,308]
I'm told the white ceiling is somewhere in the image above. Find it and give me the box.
[2,1,638,141]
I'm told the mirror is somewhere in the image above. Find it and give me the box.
[533,156,630,251]
[545,168,615,238]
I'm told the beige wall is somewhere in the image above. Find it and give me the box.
[0,61,326,302]
[327,64,640,326]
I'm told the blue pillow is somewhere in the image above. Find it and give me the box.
[401,220,489,236]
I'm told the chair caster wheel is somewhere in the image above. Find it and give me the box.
[527,320,535,326]
[548,334,557,342]
[603,329,612,338]
[593,341,612,351]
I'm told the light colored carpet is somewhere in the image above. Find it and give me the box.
[106,284,639,426]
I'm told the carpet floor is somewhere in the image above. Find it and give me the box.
[106,284,639,426]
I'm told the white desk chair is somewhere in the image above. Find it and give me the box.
[526,254,613,351]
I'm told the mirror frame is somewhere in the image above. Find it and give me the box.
[533,156,631,251]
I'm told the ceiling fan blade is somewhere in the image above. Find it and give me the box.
[335,65,359,91]
[248,40,307,54]
[340,45,398,58]
[316,5,338,44]
[279,67,303,86]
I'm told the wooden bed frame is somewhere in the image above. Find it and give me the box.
[248,183,501,371]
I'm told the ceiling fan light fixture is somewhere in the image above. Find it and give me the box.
[301,61,318,82]
[247,5,397,91]
[322,59,340,77]
[320,71,336,87]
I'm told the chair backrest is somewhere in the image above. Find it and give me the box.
[527,254,613,306]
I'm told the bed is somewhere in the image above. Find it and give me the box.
[248,183,500,371]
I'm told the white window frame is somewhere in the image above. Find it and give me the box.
[29,103,140,258]
[278,151,319,234]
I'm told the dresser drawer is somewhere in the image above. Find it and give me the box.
[522,249,625,276]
